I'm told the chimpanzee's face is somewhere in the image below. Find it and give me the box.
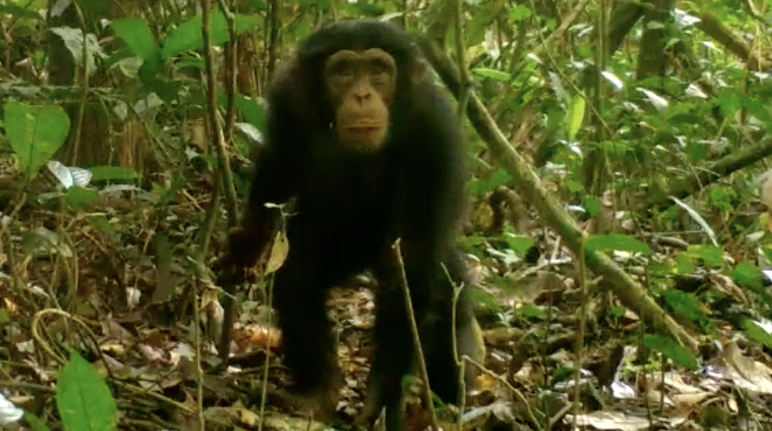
[324,48,397,152]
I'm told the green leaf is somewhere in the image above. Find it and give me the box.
[674,252,695,274]
[585,233,653,256]
[0,4,44,21]
[162,11,259,57]
[56,350,118,431]
[661,290,713,334]
[471,68,511,81]
[65,186,99,211]
[565,94,585,141]
[23,412,51,431]
[518,303,547,320]
[103,47,136,71]
[503,234,535,255]
[717,90,740,118]
[685,245,724,268]
[4,101,70,179]
[508,4,532,21]
[742,320,772,350]
[90,166,140,182]
[110,18,159,60]
[583,195,600,218]
[643,334,699,370]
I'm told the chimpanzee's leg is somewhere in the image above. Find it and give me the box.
[358,245,481,431]
[357,241,435,431]
[422,248,480,405]
[272,222,351,419]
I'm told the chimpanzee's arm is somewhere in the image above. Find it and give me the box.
[226,73,305,270]
[399,82,467,254]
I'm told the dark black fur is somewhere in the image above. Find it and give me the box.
[229,19,476,431]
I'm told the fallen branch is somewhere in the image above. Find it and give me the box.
[419,37,699,353]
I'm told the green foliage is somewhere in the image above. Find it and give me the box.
[4,101,70,179]
[56,350,118,431]
[742,320,772,350]
[661,290,715,335]
[643,334,699,371]
[111,18,159,60]
[564,94,585,142]
[162,11,259,58]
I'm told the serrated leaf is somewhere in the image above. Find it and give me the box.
[4,101,70,179]
[585,233,652,256]
[56,350,118,431]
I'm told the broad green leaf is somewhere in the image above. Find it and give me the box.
[717,90,740,118]
[56,350,118,431]
[565,94,585,141]
[110,18,159,60]
[162,11,259,57]
[471,68,511,81]
[585,233,652,256]
[503,234,535,255]
[65,186,99,211]
[643,334,699,370]
[583,195,600,218]
[0,4,44,21]
[4,101,70,179]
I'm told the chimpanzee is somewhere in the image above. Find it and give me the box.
[218,19,481,431]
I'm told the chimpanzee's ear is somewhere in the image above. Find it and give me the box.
[409,46,429,83]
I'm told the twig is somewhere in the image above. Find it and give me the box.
[392,239,439,431]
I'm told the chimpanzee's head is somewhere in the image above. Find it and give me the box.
[292,20,425,152]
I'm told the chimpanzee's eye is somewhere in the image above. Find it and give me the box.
[330,65,355,84]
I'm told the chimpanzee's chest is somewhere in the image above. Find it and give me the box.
[297,150,402,238]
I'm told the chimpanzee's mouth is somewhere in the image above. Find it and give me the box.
[347,126,382,133]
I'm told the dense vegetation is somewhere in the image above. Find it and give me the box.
[2,0,772,430]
